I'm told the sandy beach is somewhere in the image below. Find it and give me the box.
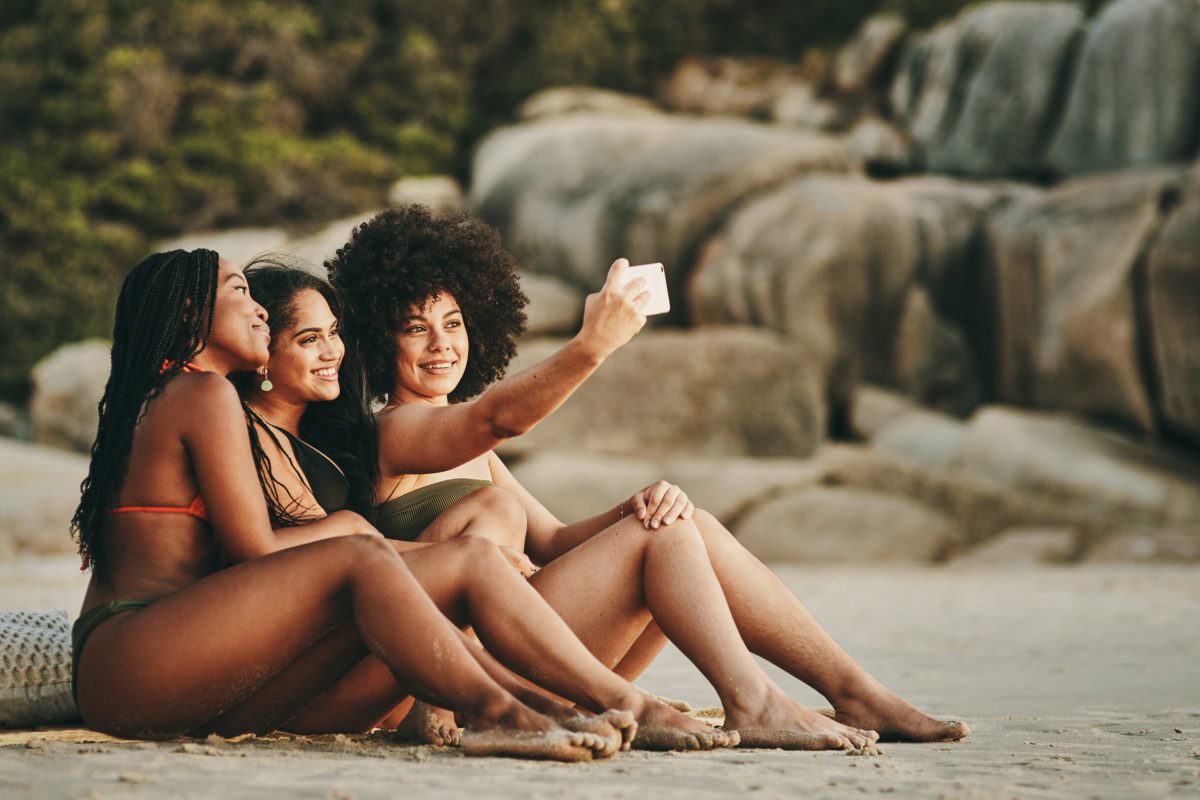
[1,557,1197,799]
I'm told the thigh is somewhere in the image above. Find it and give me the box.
[282,654,413,735]
[528,517,654,669]
[414,487,521,546]
[77,536,400,736]
[398,536,493,624]
[414,497,482,543]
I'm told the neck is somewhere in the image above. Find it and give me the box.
[188,351,231,376]
[388,382,450,408]
[247,390,307,435]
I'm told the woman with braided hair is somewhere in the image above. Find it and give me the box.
[69,248,681,759]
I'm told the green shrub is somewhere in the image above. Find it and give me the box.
[5,0,1085,401]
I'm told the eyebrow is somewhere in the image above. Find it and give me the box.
[292,322,337,338]
[404,308,462,321]
[223,271,247,284]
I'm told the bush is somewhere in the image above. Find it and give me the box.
[4,0,1076,401]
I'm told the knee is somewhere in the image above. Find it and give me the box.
[647,516,704,550]
[468,486,527,547]
[447,530,507,565]
[342,532,399,562]
[690,508,732,543]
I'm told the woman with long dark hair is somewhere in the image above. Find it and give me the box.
[68,249,652,759]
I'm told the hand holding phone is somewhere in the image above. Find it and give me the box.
[620,262,671,316]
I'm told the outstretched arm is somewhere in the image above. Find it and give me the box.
[378,259,648,476]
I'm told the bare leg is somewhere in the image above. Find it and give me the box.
[398,535,733,750]
[415,486,527,550]
[531,516,876,750]
[613,622,668,682]
[75,535,614,760]
[688,509,969,743]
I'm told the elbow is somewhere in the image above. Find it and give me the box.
[488,417,531,441]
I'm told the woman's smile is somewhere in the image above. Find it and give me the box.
[392,292,469,404]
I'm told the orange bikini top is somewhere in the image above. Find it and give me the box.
[81,359,211,571]
[109,494,209,523]
[106,359,212,522]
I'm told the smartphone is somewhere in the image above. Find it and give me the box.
[621,262,671,316]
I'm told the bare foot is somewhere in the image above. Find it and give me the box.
[832,692,969,743]
[507,687,637,753]
[461,728,614,761]
[391,701,461,747]
[558,710,635,756]
[461,700,619,761]
[631,697,740,751]
[723,689,878,751]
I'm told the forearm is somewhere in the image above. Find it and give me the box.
[228,510,379,561]
[536,499,631,563]
[474,336,605,440]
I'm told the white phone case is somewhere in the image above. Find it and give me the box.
[622,262,671,316]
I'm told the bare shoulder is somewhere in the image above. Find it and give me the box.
[155,372,244,429]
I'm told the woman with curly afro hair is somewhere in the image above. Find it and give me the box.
[328,204,968,750]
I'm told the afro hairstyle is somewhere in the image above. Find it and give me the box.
[326,205,528,403]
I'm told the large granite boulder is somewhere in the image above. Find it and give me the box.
[30,340,111,453]
[288,211,379,272]
[658,57,818,118]
[387,176,464,213]
[832,14,908,96]
[519,87,660,121]
[688,174,1019,414]
[497,328,826,460]
[156,227,289,267]
[507,452,816,527]
[733,486,963,563]
[950,406,1200,528]
[1045,0,1200,176]
[519,272,584,337]
[891,2,1084,177]
[985,168,1184,430]
[1144,175,1200,445]
[469,113,854,309]
[0,438,90,558]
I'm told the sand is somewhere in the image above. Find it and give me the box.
[1,556,1197,798]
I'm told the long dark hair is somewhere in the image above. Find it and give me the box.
[232,258,379,524]
[72,249,220,581]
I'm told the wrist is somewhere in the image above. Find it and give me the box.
[567,331,608,366]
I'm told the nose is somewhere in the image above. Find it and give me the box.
[428,329,451,352]
[254,303,268,322]
[320,335,344,361]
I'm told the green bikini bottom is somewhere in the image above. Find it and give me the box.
[72,599,154,704]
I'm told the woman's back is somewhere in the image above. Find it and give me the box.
[80,373,232,611]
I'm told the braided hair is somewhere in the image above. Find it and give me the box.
[72,249,219,582]
[231,259,379,525]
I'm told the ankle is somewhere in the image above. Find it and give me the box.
[463,692,520,727]
[718,682,775,718]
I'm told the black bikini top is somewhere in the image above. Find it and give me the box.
[246,405,350,514]
[274,427,350,514]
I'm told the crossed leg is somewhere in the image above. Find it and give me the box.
[281,535,733,750]
[678,510,969,742]
[528,515,879,750]
[73,535,615,760]
[531,510,968,743]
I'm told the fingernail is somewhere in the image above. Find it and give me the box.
[664,516,673,524]
[652,520,659,529]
